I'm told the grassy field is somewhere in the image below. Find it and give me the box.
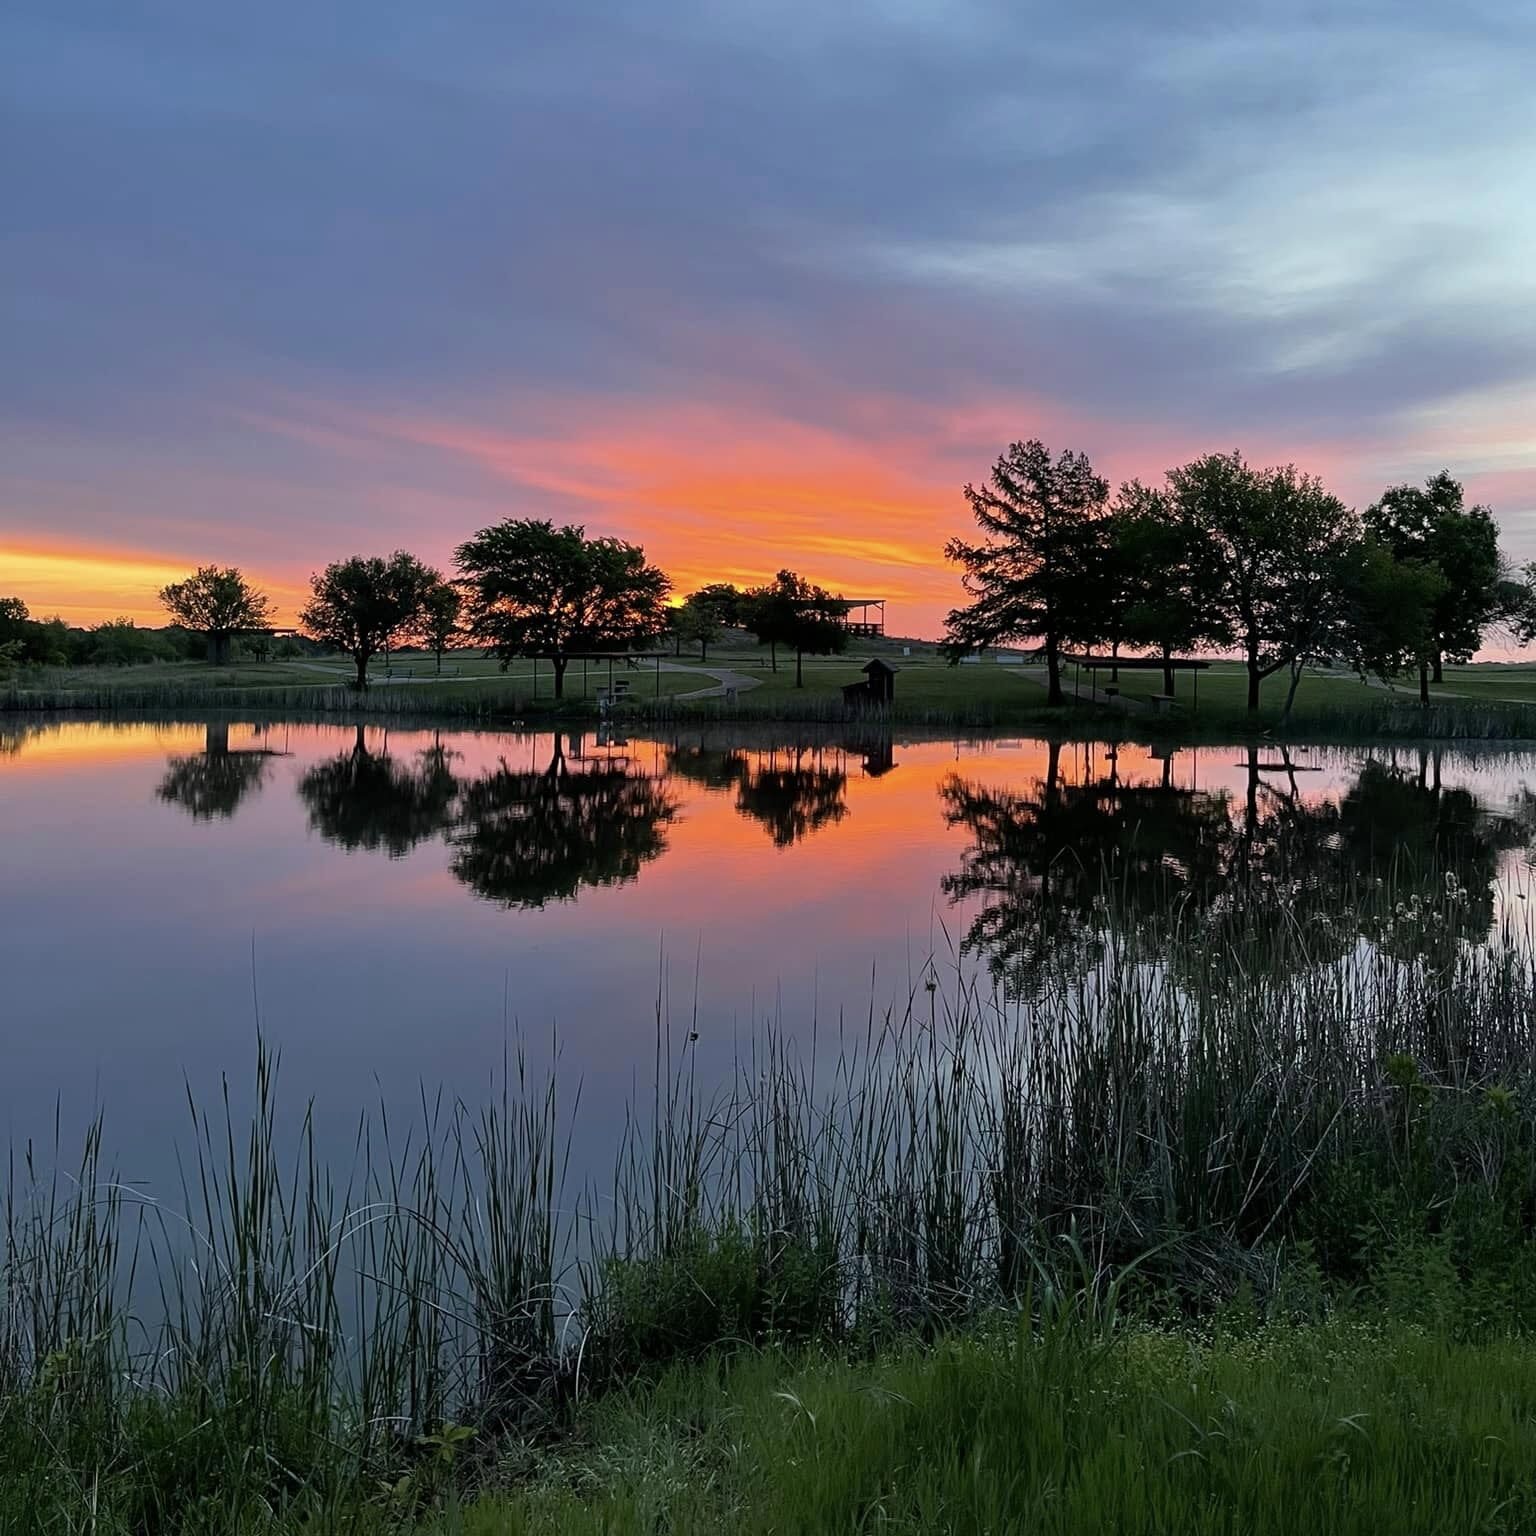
[14,643,1536,739]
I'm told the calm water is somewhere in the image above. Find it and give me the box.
[5,716,1536,1183]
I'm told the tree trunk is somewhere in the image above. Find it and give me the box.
[435,645,443,676]
[1045,641,1063,706]
[1110,639,1120,684]
[354,650,371,690]
[552,656,568,699]
[1418,659,1429,705]
[700,639,708,662]
[209,632,231,666]
[1431,652,1443,684]
[1161,642,1174,698]
[1246,649,1261,713]
[1280,660,1304,723]
[795,649,804,688]
[770,642,778,673]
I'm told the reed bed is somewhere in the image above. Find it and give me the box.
[7,883,1536,1526]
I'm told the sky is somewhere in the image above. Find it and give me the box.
[4,0,1536,639]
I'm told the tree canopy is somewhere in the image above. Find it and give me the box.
[942,440,1110,704]
[740,570,849,686]
[415,579,464,675]
[299,552,440,689]
[1166,452,1356,713]
[158,566,274,664]
[455,520,670,698]
[669,583,740,661]
[1365,472,1505,694]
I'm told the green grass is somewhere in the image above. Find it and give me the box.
[447,1315,1536,1534]
[18,645,1536,739]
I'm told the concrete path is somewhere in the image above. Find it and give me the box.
[662,663,764,701]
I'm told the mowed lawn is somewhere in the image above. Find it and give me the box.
[17,654,717,703]
[1103,662,1394,718]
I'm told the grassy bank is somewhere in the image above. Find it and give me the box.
[448,1314,1536,1534]
[9,883,1536,1528]
[12,650,1536,740]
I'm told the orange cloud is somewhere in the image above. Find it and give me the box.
[7,387,1385,641]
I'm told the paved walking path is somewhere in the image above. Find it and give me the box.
[664,663,764,700]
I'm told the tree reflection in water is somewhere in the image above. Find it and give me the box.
[297,725,460,856]
[448,733,677,907]
[941,742,1533,997]
[157,721,283,821]
[666,741,850,848]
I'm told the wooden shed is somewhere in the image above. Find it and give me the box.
[842,657,897,709]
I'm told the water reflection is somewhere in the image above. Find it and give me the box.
[157,721,284,822]
[298,726,461,856]
[941,743,1532,994]
[449,734,677,908]
[666,743,850,847]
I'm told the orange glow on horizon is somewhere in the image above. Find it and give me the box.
[6,385,1439,642]
[0,545,310,630]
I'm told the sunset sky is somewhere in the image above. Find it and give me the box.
[5,2,1536,638]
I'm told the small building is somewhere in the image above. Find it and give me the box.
[840,599,887,637]
[842,657,897,709]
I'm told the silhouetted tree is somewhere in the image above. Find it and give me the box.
[301,553,440,689]
[670,584,739,661]
[1339,540,1446,699]
[158,567,275,665]
[1111,481,1218,694]
[740,571,849,686]
[456,521,670,699]
[416,579,464,675]
[943,441,1109,704]
[1366,472,1507,698]
[1167,452,1356,713]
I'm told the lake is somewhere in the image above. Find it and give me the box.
[5,716,1536,1189]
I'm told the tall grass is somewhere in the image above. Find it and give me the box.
[8,879,1536,1524]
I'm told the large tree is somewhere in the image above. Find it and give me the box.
[455,520,670,699]
[1166,452,1356,713]
[942,440,1109,705]
[158,566,274,665]
[1365,472,1505,691]
[1340,540,1447,704]
[299,552,440,689]
[669,583,740,660]
[740,570,849,687]
[1111,481,1220,695]
[415,578,464,675]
